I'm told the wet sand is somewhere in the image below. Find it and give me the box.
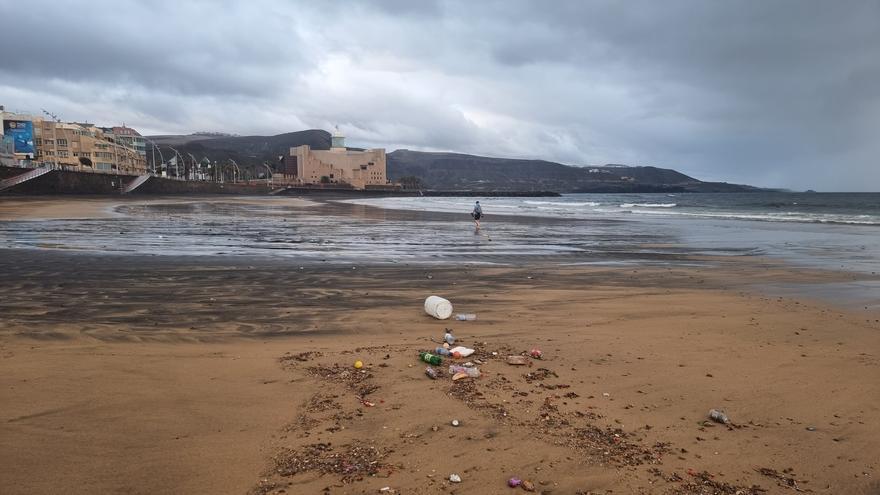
[1,198,879,494]
[0,196,317,221]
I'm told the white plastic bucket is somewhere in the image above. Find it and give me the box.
[424,296,453,320]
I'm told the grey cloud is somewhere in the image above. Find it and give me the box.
[1,0,878,190]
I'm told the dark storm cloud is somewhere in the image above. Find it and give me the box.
[1,0,878,190]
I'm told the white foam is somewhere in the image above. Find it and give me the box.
[620,203,677,208]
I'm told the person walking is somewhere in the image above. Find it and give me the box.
[471,200,483,229]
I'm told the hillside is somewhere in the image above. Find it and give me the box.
[146,130,331,178]
[387,150,758,193]
[145,130,760,192]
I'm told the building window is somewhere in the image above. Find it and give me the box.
[58,150,69,158]
[57,139,68,147]
[44,139,54,145]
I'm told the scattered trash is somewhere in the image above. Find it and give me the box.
[449,346,475,357]
[521,480,536,491]
[806,426,817,431]
[419,352,443,365]
[508,477,522,487]
[708,409,730,425]
[449,365,481,378]
[452,351,462,359]
[379,487,395,493]
[425,366,439,379]
[529,348,543,359]
[451,419,460,427]
[456,313,477,321]
[449,473,462,483]
[506,355,528,366]
[354,360,364,369]
[444,330,456,345]
[463,361,475,367]
[361,399,375,407]
[424,296,453,320]
[602,392,611,397]
[435,347,452,356]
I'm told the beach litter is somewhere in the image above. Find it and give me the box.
[425,366,439,379]
[529,348,543,359]
[449,365,481,378]
[419,352,443,365]
[506,355,529,366]
[354,360,363,369]
[450,346,475,357]
[424,296,453,320]
[508,477,522,487]
[449,473,462,483]
[451,419,460,427]
[708,409,730,424]
[521,480,536,491]
[455,313,477,321]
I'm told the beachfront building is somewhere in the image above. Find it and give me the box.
[101,126,147,158]
[1,108,147,174]
[285,129,387,189]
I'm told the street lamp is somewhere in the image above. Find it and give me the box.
[144,138,165,175]
[169,146,184,178]
[261,162,273,186]
[229,159,240,183]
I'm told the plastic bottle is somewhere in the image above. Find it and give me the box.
[448,365,481,378]
[708,409,730,424]
[425,366,439,379]
[434,347,451,356]
[419,352,442,365]
[444,330,455,345]
[455,314,477,321]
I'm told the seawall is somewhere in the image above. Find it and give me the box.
[1,166,271,195]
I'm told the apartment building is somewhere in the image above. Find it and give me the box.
[1,108,147,174]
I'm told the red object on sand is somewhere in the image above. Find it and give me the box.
[529,348,542,359]
[452,351,462,359]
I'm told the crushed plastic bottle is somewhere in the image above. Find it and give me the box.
[455,314,477,321]
[425,366,439,379]
[444,330,456,345]
[708,409,730,424]
[434,347,451,356]
[448,365,481,378]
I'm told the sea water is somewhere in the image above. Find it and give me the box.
[0,193,878,275]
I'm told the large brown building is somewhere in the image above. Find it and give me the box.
[285,129,387,189]
[1,109,147,174]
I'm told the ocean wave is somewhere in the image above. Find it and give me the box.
[619,203,677,208]
[627,208,880,225]
[525,200,600,207]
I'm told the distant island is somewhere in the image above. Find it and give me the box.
[146,129,765,193]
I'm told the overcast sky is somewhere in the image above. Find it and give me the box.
[1,1,878,190]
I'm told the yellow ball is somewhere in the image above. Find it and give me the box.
[354,360,363,369]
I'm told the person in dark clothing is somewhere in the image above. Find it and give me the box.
[471,201,483,228]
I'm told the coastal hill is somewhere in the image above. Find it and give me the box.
[147,130,760,192]
[386,150,758,193]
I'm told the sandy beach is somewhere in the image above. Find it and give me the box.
[1,198,879,494]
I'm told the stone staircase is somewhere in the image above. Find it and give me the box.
[0,167,52,192]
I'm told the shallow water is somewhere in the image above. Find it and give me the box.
[0,195,878,276]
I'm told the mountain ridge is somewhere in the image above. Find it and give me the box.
[146,130,763,192]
